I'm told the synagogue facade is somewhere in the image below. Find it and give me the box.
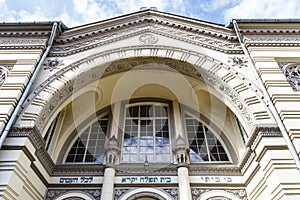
[0,8,300,200]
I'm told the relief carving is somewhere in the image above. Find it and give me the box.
[203,73,253,126]
[278,62,300,91]
[45,189,101,200]
[0,38,47,45]
[50,22,241,57]
[191,188,248,200]
[44,58,64,71]
[0,65,13,87]
[228,56,247,68]
[139,33,158,44]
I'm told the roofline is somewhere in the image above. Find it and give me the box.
[0,21,68,32]
[68,8,226,31]
[232,18,300,23]
[226,18,300,28]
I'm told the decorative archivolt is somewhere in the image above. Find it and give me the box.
[18,46,270,134]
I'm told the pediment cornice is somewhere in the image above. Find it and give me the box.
[51,11,242,56]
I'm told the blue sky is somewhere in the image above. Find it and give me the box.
[1,0,300,27]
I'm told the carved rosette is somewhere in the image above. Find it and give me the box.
[163,188,179,199]
[114,188,130,199]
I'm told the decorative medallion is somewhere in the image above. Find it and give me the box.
[44,58,64,71]
[139,33,158,44]
[228,56,247,68]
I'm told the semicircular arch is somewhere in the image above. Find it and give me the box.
[18,46,273,135]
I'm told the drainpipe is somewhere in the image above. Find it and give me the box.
[231,19,300,171]
[0,22,60,149]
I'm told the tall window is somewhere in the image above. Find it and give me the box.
[65,115,109,163]
[122,104,171,163]
[185,114,229,162]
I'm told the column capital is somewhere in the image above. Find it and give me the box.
[104,136,120,167]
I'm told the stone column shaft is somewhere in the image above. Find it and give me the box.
[100,167,115,200]
[178,166,192,200]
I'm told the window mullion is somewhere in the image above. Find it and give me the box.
[202,125,210,162]
[83,126,92,163]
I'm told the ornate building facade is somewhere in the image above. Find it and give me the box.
[0,8,300,200]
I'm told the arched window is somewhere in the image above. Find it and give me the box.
[185,114,229,162]
[65,114,109,163]
[122,104,171,163]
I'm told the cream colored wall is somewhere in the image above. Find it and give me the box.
[0,48,48,199]
[0,137,48,200]
[0,50,43,132]
[241,36,300,199]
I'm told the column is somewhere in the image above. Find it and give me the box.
[174,136,192,200]
[101,136,120,200]
[178,166,192,200]
[100,167,116,200]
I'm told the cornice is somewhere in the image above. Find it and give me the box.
[7,125,281,178]
[60,11,232,41]
[50,16,241,56]
[240,30,300,47]
[246,125,281,149]
[0,37,48,50]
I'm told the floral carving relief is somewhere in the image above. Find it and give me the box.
[278,62,300,91]
[44,58,64,71]
[228,56,247,68]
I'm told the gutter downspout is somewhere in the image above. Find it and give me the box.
[0,22,60,149]
[231,19,300,171]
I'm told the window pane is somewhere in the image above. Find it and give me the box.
[65,115,109,163]
[122,104,171,163]
[185,114,229,162]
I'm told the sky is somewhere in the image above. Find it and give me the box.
[1,0,300,28]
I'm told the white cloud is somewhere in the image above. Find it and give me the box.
[199,0,233,12]
[2,0,300,28]
[223,0,300,21]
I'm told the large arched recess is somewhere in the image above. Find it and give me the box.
[17,47,275,158]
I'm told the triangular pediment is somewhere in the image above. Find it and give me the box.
[51,9,242,56]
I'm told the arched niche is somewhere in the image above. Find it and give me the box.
[18,50,273,142]
[47,75,242,164]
